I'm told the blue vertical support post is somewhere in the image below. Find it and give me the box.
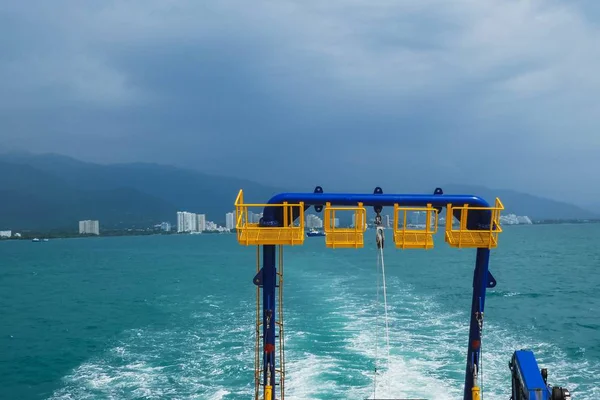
[262,244,277,400]
[463,248,490,400]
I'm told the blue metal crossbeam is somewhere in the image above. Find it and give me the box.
[266,192,489,207]
[260,190,493,231]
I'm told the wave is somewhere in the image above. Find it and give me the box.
[48,265,600,400]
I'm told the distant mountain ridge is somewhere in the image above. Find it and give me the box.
[0,153,284,231]
[0,153,596,231]
[440,184,597,221]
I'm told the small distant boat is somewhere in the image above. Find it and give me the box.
[32,238,40,242]
[306,228,325,237]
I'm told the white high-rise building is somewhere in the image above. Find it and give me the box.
[306,214,323,229]
[246,211,263,224]
[316,216,323,228]
[79,220,99,235]
[197,214,206,232]
[226,212,235,230]
[177,212,185,232]
[409,211,426,225]
[352,213,366,228]
[177,211,198,233]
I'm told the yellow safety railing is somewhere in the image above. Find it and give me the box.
[393,204,439,249]
[235,189,305,246]
[323,202,367,248]
[445,198,504,249]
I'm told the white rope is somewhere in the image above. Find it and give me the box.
[374,252,379,398]
[480,317,484,400]
[481,343,484,400]
[373,226,391,399]
[378,232,391,365]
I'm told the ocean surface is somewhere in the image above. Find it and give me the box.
[1,225,599,400]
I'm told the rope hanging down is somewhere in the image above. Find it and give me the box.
[471,308,485,400]
[374,249,379,396]
[373,212,391,399]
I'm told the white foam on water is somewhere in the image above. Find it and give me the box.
[48,297,257,400]
[331,271,600,400]
[49,357,186,400]
[283,352,340,399]
[338,285,465,399]
[208,388,230,400]
[363,357,463,400]
[48,263,600,400]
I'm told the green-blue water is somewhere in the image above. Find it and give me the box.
[1,225,598,399]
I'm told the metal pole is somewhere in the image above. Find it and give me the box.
[463,248,490,400]
[262,244,277,400]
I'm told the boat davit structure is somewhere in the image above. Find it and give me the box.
[233,187,571,400]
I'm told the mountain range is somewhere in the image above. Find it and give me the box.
[436,184,597,221]
[0,152,596,231]
[0,153,284,231]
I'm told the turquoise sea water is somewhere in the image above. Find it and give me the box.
[1,225,599,399]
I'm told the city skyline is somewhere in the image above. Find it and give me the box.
[176,211,228,233]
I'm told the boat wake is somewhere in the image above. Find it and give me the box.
[48,267,599,400]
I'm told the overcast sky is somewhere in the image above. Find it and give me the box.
[1,0,599,201]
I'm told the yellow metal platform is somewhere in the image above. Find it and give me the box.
[235,190,305,246]
[235,189,504,249]
[324,202,367,248]
[393,204,438,249]
[445,230,500,248]
[394,231,436,249]
[237,223,305,246]
[445,198,504,249]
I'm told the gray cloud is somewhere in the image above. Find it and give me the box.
[1,0,599,201]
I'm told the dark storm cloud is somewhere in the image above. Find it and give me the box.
[1,0,599,200]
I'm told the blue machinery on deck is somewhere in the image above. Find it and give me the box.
[234,187,571,400]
